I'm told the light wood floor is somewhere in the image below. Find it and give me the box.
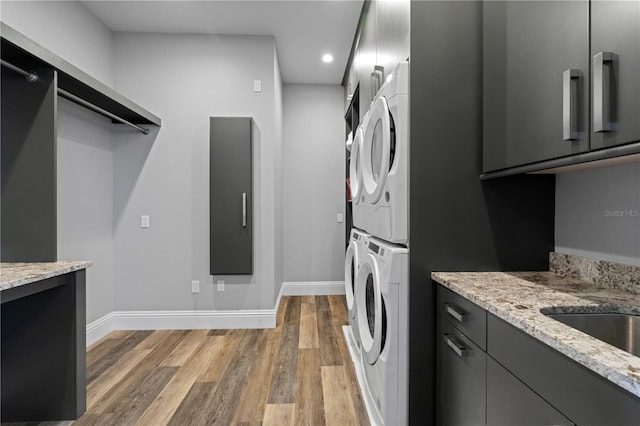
[72,295,369,426]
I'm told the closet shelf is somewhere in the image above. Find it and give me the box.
[1,22,161,128]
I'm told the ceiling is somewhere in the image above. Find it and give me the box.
[83,0,363,85]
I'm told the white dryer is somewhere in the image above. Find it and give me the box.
[350,109,370,231]
[355,236,409,426]
[362,61,409,244]
[344,228,368,354]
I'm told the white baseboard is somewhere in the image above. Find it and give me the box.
[282,280,345,296]
[87,312,115,346]
[86,285,285,347]
[85,282,344,346]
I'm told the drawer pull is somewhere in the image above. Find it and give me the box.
[444,333,469,358]
[445,303,466,322]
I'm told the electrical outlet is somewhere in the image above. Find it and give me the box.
[337,213,344,223]
[253,80,262,92]
[217,280,225,292]
[141,215,150,228]
[191,280,200,293]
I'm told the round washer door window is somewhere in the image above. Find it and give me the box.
[344,239,360,319]
[349,126,365,204]
[362,96,391,203]
[355,253,383,364]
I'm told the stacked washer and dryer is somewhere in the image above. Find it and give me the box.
[345,61,409,426]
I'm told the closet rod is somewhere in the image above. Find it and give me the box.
[58,88,150,135]
[1,59,38,82]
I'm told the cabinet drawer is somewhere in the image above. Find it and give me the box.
[437,318,486,426]
[438,286,487,350]
[487,357,573,426]
[488,313,640,426]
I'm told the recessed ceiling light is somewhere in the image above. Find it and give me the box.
[322,54,334,63]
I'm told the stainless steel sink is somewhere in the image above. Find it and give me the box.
[545,313,640,357]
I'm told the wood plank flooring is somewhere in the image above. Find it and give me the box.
[70,295,368,426]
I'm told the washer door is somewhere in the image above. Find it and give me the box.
[356,253,386,365]
[349,125,365,204]
[363,96,392,203]
[344,239,360,320]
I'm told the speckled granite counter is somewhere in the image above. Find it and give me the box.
[1,261,92,291]
[432,259,640,398]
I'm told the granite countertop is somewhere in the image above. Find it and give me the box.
[1,261,92,291]
[431,265,640,398]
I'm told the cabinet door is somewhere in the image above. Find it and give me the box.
[376,0,409,82]
[483,1,590,172]
[590,1,640,150]
[437,318,486,426]
[487,357,574,426]
[358,0,377,113]
[210,117,253,275]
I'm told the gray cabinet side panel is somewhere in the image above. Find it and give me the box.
[210,117,253,275]
[1,66,57,262]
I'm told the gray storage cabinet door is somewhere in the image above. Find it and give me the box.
[210,117,253,275]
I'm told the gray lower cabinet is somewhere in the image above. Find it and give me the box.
[437,318,486,426]
[487,357,573,426]
[483,1,590,172]
[590,1,640,150]
[210,117,253,275]
[436,285,640,426]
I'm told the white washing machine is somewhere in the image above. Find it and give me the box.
[350,109,370,231]
[362,61,409,244]
[344,228,368,354]
[355,236,409,426]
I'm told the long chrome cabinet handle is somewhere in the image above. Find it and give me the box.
[242,192,247,227]
[444,303,466,323]
[563,69,580,141]
[444,333,469,358]
[593,51,615,132]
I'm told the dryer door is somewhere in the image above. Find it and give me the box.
[349,125,365,205]
[356,252,387,364]
[363,96,394,203]
[344,238,360,320]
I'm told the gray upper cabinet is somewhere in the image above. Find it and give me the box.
[483,1,590,173]
[358,0,377,112]
[376,0,410,85]
[356,0,410,116]
[590,1,640,150]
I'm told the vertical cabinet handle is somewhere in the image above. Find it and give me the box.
[444,334,469,358]
[242,192,247,228]
[444,303,466,323]
[593,51,615,132]
[563,69,580,141]
[370,65,385,100]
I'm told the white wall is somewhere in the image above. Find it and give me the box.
[57,99,115,323]
[2,1,117,323]
[282,84,346,282]
[556,162,640,266]
[112,32,283,311]
[1,1,115,86]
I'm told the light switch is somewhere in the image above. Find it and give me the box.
[141,215,150,228]
[217,280,225,292]
[337,213,344,223]
[253,80,262,92]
